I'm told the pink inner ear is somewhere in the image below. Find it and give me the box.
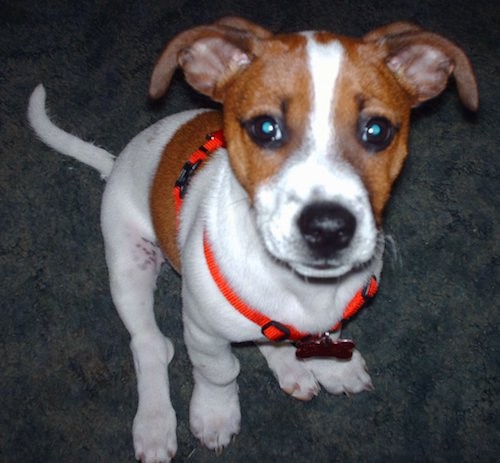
[387,55,403,73]
[387,44,454,105]
[232,50,251,67]
[179,37,252,101]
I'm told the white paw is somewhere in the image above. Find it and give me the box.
[258,344,320,400]
[189,380,241,452]
[272,356,321,400]
[133,407,177,463]
[306,349,373,395]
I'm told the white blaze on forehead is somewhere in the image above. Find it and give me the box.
[304,34,344,157]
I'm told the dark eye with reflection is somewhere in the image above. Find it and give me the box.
[244,115,285,149]
[359,117,394,151]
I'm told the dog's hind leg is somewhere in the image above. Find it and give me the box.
[101,196,177,462]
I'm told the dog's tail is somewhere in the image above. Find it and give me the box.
[27,84,115,179]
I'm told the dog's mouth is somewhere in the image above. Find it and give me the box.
[290,261,354,279]
[286,232,383,280]
[261,233,374,280]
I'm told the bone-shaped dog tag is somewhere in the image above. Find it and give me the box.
[295,334,355,360]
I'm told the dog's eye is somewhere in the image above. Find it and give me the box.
[244,116,285,149]
[359,117,394,151]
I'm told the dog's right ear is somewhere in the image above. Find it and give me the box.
[149,17,272,102]
[364,22,478,111]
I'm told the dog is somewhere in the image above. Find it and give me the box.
[28,17,478,463]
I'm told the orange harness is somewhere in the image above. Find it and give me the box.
[174,130,226,216]
[174,131,378,359]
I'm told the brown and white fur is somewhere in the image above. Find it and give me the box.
[28,17,478,463]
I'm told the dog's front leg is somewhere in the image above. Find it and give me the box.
[182,307,241,452]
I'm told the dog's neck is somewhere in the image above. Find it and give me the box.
[203,227,378,343]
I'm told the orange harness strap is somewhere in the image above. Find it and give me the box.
[173,130,225,216]
[204,231,378,342]
[203,232,305,342]
[174,131,379,357]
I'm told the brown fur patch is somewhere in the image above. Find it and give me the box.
[333,38,413,223]
[150,111,223,272]
[222,34,313,201]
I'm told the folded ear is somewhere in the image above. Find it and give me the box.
[363,21,423,41]
[213,16,273,39]
[149,17,271,101]
[365,23,478,111]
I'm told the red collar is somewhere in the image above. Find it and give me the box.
[174,131,378,359]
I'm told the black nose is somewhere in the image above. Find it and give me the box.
[298,202,356,256]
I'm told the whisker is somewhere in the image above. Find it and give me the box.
[383,233,402,269]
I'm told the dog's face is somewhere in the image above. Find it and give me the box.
[222,34,412,278]
[150,18,477,278]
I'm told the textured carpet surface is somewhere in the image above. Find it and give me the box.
[1,1,498,461]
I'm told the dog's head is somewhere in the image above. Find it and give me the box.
[150,18,478,278]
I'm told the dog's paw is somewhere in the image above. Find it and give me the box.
[306,349,373,395]
[189,380,241,452]
[258,344,320,400]
[272,356,321,400]
[278,365,321,400]
[133,407,177,463]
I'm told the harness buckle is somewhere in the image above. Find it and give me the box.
[261,320,291,342]
[175,160,203,199]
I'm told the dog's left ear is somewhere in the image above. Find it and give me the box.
[149,17,272,101]
[365,22,478,111]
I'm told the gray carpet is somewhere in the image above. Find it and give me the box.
[1,0,498,461]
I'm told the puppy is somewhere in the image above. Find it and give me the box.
[28,17,478,463]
